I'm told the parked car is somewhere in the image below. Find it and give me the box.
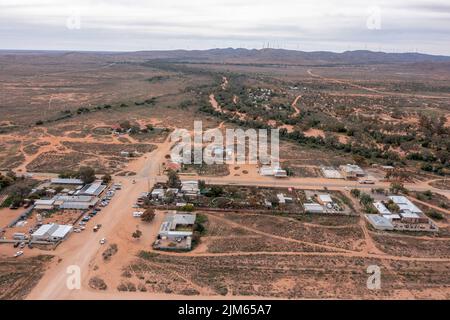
[133,211,144,217]
[14,251,24,257]
[19,242,26,249]
[93,224,102,232]
[99,238,106,245]
[74,228,81,233]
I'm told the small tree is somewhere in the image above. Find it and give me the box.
[132,229,142,240]
[198,180,206,191]
[359,193,374,206]
[78,166,96,184]
[141,208,156,222]
[390,182,406,195]
[167,169,181,188]
[209,185,223,197]
[102,174,112,184]
[350,189,361,198]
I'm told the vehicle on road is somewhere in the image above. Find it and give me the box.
[14,251,23,257]
[359,179,375,184]
[100,238,106,245]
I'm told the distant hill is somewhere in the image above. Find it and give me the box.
[117,48,450,65]
[2,48,450,65]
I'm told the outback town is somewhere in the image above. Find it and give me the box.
[1,1,450,303]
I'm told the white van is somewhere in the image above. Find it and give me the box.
[132,211,144,217]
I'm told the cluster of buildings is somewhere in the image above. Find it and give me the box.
[248,87,272,104]
[366,195,438,232]
[31,223,73,242]
[151,180,201,203]
[33,179,106,211]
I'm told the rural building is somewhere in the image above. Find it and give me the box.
[53,195,99,210]
[273,168,288,178]
[50,178,84,185]
[339,164,365,179]
[31,223,73,242]
[276,193,292,204]
[259,166,287,177]
[34,199,55,210]
[151,188,165,200]
[180,181,200,197]
[317,194,333,205]
[259,166,275,176]
[365,214,394,231]
[388,196,428,223]
[156,212,196,250]
[77,181,106,196]
[321,166,343,179]
[158,212,196,239]
[373,201,392,215]
[303,203,324,213]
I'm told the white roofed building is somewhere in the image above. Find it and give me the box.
[31,223,73,242]
[50,178,84,185]
[373,201,392,215]
[339,164,366,179]
[365,214,394,231]
[78,181,106,196]
[158,212,196,240]
[34,199,55,210]
[318,194,333,205]
[388,196,428,223]
[303,203,324,213]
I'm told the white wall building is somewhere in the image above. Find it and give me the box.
[31,223,73,242]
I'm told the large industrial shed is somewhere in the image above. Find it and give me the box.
[31,223,73,242]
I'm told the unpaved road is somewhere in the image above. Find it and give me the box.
[26,137,174,300]
[290,95,301,118]
[169,175,450,199]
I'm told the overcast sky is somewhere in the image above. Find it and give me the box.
[1,0,450,55]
